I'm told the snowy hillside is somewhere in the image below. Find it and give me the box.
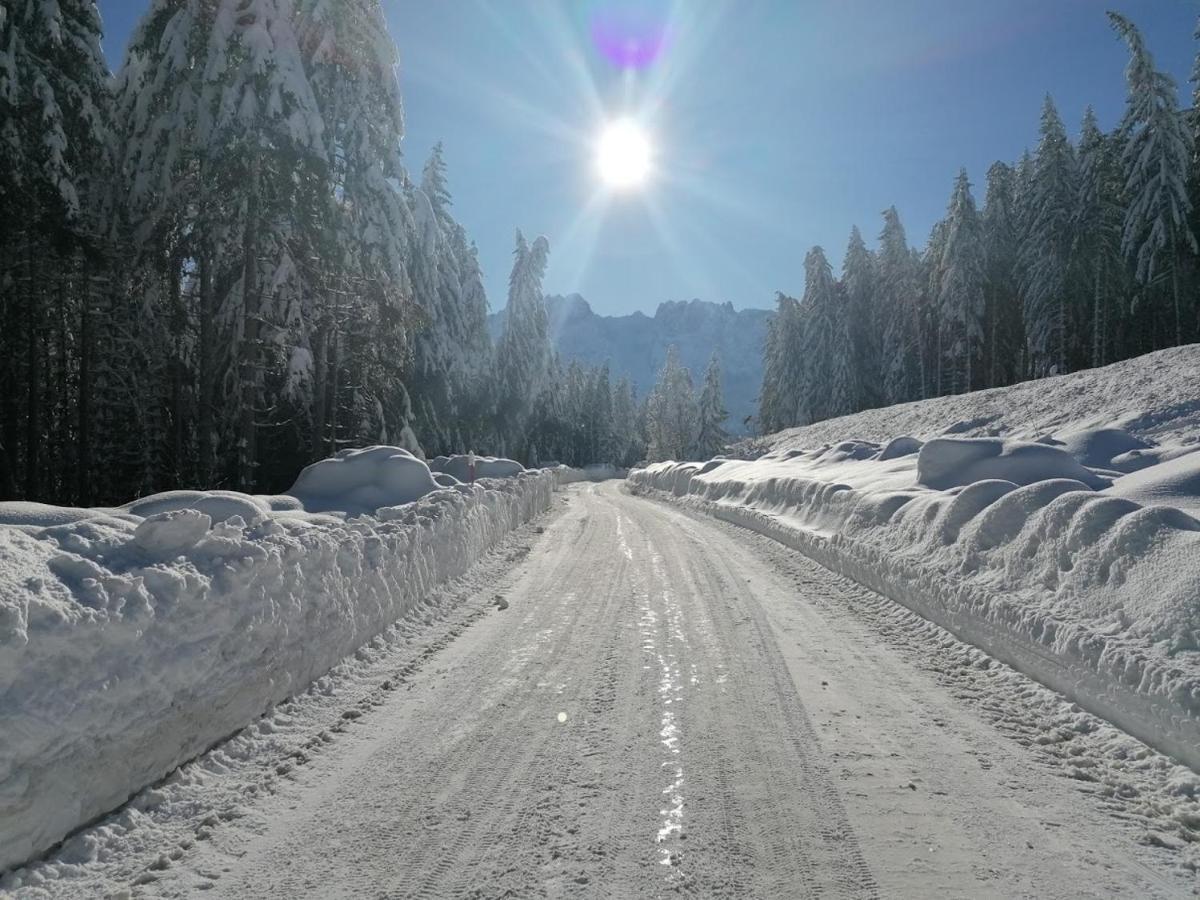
[490,295,769,433]
[631,345,1200,772]
[0,449,555,872]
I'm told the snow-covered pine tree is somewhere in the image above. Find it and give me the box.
[799,246,853,422]
[1073,107,1127,368]
[1109,11,1197,348]
[920,219,946,399]
[877,207,921,404]
[841,225,879,411]
[758,292,804,433]
[611,377,641,467]
[586,363,615,464]
[298,0,417,463]
[495,230,552,461]
[1190,15,1200,270]
[112,0,226,489]
[196,0,325,489]
[645,345,698,461]
[0,0,110,228]
[0,0,111,500]
[981,161,1022,387]
[934,169,986,394]
[694,352,729,459]
[1019,95,1077,378]
[408,143,494,454]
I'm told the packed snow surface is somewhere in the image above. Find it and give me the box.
[0,447,554,872]
[633,346,1200,772]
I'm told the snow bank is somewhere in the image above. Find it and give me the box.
[288,446,441,514]
[429,454,525,482]
[631,346,1200,773]
[916,438,1109,490]
[0,449,554,872]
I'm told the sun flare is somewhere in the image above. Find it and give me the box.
[595,118,653,189]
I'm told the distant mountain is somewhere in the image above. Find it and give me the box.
[489,295,770,434]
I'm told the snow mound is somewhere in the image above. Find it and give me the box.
[0,502,136,530]
[878,436,923,460]
[0,452,556,872]
[917,438,1110,490]
[429,454,525,482]
[121,489,270,523]
[1107,450,1200,513]
[132,509,212,556]
[1052,427,1152,471]
[287,446,441,515]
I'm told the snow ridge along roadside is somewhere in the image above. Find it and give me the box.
[0,454,554,873]
[629,348,1200,776]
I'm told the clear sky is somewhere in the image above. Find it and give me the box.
[97,1,1195,316]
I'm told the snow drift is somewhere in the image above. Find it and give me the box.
[0,448,554,872]
[631,346,1200,773]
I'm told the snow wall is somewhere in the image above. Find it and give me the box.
[629,449,1200,774]
[0,449,554,872]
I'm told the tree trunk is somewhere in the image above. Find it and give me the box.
[1172,263,1182,348]
[78,252,94,504]
[25,234,40,500]
[311,317,328,460]
[239,158,262,491]
[169,250,185,483]
[197,249,215,486]
[1091,257,1103,369]
[328,325,341,457]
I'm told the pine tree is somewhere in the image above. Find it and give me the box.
[981,161,1022,386]
[877,207,921,403]
[586,363,614,464]
[646,345,698,461]
[694,352,729,459]
[800,246,854,422]
[758,292,804,433]
[934,169,986,393]
[298,0,418,465]
[409,143,495,454]
[841,225,879,411]
[1073,107,1127,368]
[1109,11,1197,347]
[611,377,641,467]
[0,0,111,500]
[1019,96,1077,377]
[495,230,552,461]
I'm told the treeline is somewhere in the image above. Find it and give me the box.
[491,237,730,467]
[760,12,1199,433]
[0,0,660,504]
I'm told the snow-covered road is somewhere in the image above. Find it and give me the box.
[9,482,1197,898]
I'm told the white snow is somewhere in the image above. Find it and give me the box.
[429,453,526,482]
[288,446,441,514]
[630,345,1200,774]
[548,462,628,485]
[0,448,554,872]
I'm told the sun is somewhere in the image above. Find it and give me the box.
[595,118,653,189]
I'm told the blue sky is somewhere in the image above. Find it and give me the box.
[97,1,1196,316]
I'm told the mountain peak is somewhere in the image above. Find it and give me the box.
[488,294,769,434]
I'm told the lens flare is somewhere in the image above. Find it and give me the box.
[589,4,669,70]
